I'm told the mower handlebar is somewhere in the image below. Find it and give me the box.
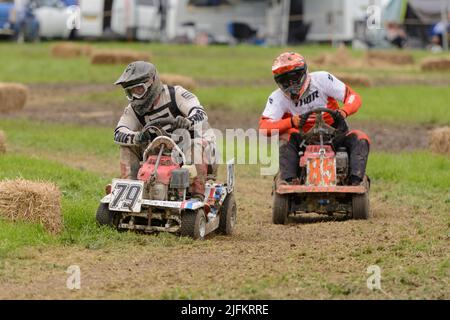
[298,107,339,130]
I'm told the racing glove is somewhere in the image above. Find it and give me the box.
[133,128,153,145]
[173,116,192,130]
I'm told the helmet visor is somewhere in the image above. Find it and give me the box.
[274,67,308,92]
[124,77,154,101]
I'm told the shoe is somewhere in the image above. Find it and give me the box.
[279,178,300,186]
[349,175,363,186]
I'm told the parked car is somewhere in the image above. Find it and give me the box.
[0,0,39,42]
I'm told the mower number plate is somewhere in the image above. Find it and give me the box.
[109,179,144,212]
[306,157,337,186]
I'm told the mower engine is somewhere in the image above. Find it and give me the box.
[137,155,188,201]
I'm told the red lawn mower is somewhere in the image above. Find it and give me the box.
[96,118,236,240]
[272,108,371,224]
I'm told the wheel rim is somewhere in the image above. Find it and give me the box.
[199,214,206,238]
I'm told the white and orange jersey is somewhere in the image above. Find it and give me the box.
[260,71,361,139]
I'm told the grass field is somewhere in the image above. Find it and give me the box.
[0,42,449,299]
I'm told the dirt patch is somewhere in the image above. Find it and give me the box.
[351,120,431,152]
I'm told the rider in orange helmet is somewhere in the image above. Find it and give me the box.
[259,52,370,185]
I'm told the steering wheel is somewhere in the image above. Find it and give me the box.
[142,118,176,138]
[298,107,348,143]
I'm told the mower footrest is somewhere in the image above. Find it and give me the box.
[277,185,366,194]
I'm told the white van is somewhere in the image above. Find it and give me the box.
[112,0,162,41]
[78,0,162,40]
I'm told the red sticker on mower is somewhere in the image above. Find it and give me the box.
[306,157,336,186]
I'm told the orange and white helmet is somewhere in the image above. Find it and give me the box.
[272,52,311,102]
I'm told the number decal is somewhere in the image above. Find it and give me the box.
[109,180,144,212]
[307,158,336,186]
[110,183,128,208]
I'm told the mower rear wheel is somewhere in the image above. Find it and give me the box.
[180,209,206,240]
[272,193,289,225]
[96,203,119,227]
[352,177,371,220]
[218,193,237,235]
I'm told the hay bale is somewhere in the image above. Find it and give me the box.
[335,74,373,87]
[312,45,362,68]
[420,57,450,71]
[430,127,450,156]
[365,50,414,66]
[160,73,198,91]
[0,130,6,154]
[51,42,92,58]
[0,179,62,234]
[90,49,151,65]
[0,83,28,113]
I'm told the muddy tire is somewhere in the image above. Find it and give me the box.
[272,193,289,225]
[218,193,237,235]
[352,176,371,220]
[180,209,206,240]
[96,203,117,227]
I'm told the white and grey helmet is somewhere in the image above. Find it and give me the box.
[115,61,163,116]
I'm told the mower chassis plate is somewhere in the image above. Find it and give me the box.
[277,185,366,195]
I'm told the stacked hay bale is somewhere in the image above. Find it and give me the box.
[335,74,372,87]
[0,130,6,154]
[365,50,414,66]
[51,42,93,58]
[0,83,28,113]
[429,127,450,156]
[160,74,198,91]
[420,57,450,71]
[0,179,63,234]
[90,49,151,65]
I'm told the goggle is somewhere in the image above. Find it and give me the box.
[275,67,307,91]
[124,77,153,101]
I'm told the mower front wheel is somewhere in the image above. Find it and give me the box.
[96,203,120,227]
[272,193,289,225]
[180,209,207,240]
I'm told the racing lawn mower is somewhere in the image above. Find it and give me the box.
[273,108,371,224]
[96,118,236,240]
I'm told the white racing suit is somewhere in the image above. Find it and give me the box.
[114,84,217,198]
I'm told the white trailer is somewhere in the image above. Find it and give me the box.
[78,0,105,37]
[303,0,371,42]
[77,0,162,40]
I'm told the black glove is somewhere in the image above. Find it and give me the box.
[133,128,153,145]
[173,116,192,130]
